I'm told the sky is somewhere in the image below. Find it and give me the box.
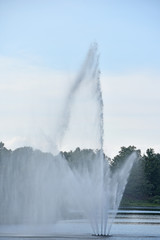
[0,0,160,158]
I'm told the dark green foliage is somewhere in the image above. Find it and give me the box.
[0,142,11,163]
[0,141,160,206]
[143,149,160,197]
[122,157,146,201]
[111,146,141,170]
[61,147,104,173]
[150,195,160,204]
[111,146,160,205]
[0,142,4,149]
[111,146,145,204]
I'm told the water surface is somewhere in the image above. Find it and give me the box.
[0,210,159,240]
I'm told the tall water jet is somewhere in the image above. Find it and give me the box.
[54,44,138,236]
[0,44,138,237]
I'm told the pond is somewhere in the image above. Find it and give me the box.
[0,209,159,240]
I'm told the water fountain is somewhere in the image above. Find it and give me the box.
[0,44,138,237]
[54,43,138,236]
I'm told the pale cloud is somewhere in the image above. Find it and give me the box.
[4,136,27,150]
[0,56,160,157]
[0,56,75,153]
[101,71,160,157]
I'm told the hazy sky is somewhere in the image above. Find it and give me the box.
[0,0,160,157]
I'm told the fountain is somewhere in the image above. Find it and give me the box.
[53,43,138,236]
[0,44,138,237]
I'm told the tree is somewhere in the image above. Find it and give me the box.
[122,156,146,202]
[0,142,4,149]
[143,149,160,197]
[111,146,140,170]
[111,146,145,204]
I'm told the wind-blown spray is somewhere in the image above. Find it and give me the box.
[0,44,138,236]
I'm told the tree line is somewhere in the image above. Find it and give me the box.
[110,146,160,205]
[0,141,160,206]
[62,145,160,205]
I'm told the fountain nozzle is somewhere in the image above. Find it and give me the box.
[92,234,111,237]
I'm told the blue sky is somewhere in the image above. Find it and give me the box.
[0,0,160,157]
[1,0,160,71]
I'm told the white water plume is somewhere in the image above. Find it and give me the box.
[55,43,102,150]
[0,44,138,236]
